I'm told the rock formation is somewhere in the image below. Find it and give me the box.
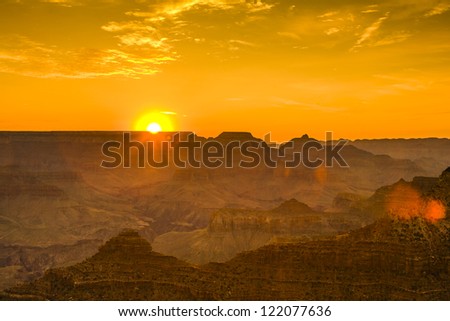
[3,216,449,300]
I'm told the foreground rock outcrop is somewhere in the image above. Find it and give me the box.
[3,215,449,300]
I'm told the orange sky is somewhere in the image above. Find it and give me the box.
[0,0,449,141]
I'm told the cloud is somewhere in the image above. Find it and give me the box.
[0,0,86,5]
[317,11,340,23]
[0,36,174,79]
[425,2,450,17]
[227,39,256,51]
[372,31,411,47]
[2,2,203,79]
[101,0,274,64]
[362,9,379,14]
[277,32,301,40]
[229,39,256,47]
[40,0,80,6]
[271,97,341,112]
[0,0,274,80]
[351,12,390,51]
[101,18,174,54]
[101,21,156,33]
[4,0,446,80]
[374,74,430,93]
[0,52,23,61]
[124,0,274,21]
[247,0,274,13]
[317,11,339,19]
[134,0,248,17]
[117,34,169,49]
[325,27,340,36]
[272,97,301,106]
[41,0,72,3]
[362,4,379,13]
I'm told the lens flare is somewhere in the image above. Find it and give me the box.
[385,183,446,222]
[423,199,446,222]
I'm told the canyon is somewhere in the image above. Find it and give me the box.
[0,132,448,295]
[1,167,449,300]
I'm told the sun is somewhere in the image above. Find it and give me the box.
[146,122,162,134]
[134,111,176,132]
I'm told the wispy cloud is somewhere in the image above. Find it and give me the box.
[362,4,379,14]
[40,0,79,7]
[247,0,274,13]
[271,97,341,112]
[229,39,257,47]
[351,12,390,51]
[1,0,276,80]
[317,11,339,19]
[101,21,156,33]
[425,2,450,17]
[272,97,301,106]
[0,36,173,79]
[103,0,274,64]
[117,34,169,49]
[362,9,379,14]
[277,32,301,40]
[41,0,71,3]
[372,31,412,47]
[3,0,447,80]
[127,0,272,19]
[325,27,340,36]
[374,74,431,93]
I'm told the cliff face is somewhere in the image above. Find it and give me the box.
[2,231,214,300]
[3,220,449,301]
[429,167,450,210]
[348,169,449,223]
[208,236,449,300]
[152,199,367,264]
[0,165,149,290]
[0,240,103,290]
[208,200,321,234]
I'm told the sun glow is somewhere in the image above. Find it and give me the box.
[134,111,176,132]
[147,122,162,134]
